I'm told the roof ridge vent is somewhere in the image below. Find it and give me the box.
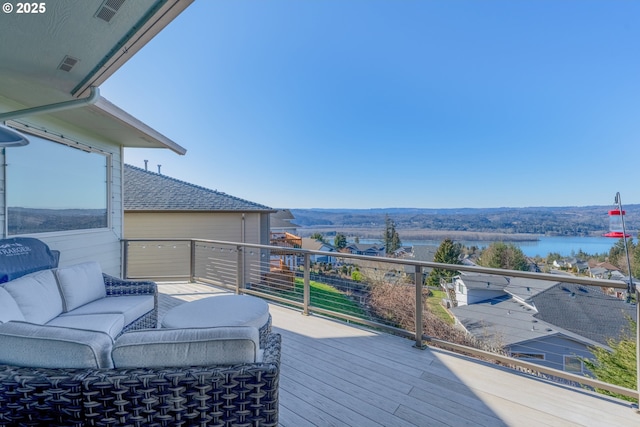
[96,0,126,23]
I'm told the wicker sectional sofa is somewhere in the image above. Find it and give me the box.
[0,238,280,426]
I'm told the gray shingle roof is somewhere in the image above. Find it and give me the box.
[124,164,274,212]
[531,282,637,346]
[451,296,560,346]
[458,273,510,290]
[506,276,559,300]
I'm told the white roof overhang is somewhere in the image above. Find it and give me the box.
[0,0,193,154]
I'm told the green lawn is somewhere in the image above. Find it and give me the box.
[262,278,366,318]
[426,289,455,325]
[294,278,366,317]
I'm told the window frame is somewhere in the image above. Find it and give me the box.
[510,352,545,360]
[4,126,112,237]
[563,355,584,373]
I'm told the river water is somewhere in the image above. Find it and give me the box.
[359,236,629,258]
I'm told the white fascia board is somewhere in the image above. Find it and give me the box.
[92,97,187,155]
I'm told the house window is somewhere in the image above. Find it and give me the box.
[6,131,109,235]
[511,352,545,360]
[457,283,465,294]
[563,356,583,373]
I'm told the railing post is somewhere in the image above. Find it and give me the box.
[236,245,243,294]
[303,253,310,316]
[637,287,639,406]
[122,240,128,279]
[190,240,196,283]
[414,264,426,349]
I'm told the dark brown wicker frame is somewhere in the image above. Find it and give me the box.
[0,333,280,427]
[102,274,158,334]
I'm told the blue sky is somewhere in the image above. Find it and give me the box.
[101,0,640,209]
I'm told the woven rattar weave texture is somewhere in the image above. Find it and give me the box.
[0,334,280,427]
[103,274,159,334]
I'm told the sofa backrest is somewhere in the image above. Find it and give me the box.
[0,238,60,284]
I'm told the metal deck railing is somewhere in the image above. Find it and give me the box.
[122,238,639,403]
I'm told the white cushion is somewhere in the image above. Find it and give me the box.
[0,321,114,369]
[55,261,106,311]
[161,295,270,329]
[112,326,262,368]
[47,313,125,338]
[60,295,154,326]
[0,287,25,323]
[3,270,63,324]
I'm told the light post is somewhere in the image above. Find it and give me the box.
[606,192,639,405]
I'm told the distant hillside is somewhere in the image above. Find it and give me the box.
[290,205,640,239]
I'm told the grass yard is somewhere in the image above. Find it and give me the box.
[265,278,366,318]
[295,278,367,317]
[426,288,455,325]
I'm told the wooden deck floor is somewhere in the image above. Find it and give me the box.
[157,282,639,427]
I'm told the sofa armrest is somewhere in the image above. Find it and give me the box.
[262,332,281,365]
[102,274,157,297]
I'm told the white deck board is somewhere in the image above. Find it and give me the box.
[157,282,639,427]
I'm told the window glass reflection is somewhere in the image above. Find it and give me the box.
[7,133,108,235]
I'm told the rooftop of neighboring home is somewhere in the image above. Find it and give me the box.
[452,273,637,348]
[450,295,603,348]
[456,273,510,290]
[270,209,300,229]
[301,238,336,251]
[124,164,274,212]
[344,243,384,252]
[506,276,560,300]
[530,282,636,345]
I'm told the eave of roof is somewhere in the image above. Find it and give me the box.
[8,96,186,155]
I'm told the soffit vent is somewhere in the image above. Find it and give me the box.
[58,55,79,72]
[95,0,126,23]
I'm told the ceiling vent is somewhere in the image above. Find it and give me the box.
[95,0,126,23]
[58,56,79,72]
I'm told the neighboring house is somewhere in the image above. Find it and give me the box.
[269,209,303,270]
[0,1,193,275]
[344,243,385,257]
[553,257,589,273]
[123,164,275,281]
[449,273,636,375]
[301,238,338,265]
[393,246,413,257]
[451,274,510,306]
[270,209,300,235]
[588,261,623,280]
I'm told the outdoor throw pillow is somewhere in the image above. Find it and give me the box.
[0,287,26,323]
[55,261,106,311]
[3,269,63,324]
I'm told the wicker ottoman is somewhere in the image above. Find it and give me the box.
[161,295,272,347]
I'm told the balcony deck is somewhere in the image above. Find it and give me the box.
[158,282,639,427]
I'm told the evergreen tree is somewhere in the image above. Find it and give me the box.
[478,242,529,271]
[384,215,402,254]
[334,233,347,249]
[582,319,637,403]
[426,238,462,287]
[310,232,325,243]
